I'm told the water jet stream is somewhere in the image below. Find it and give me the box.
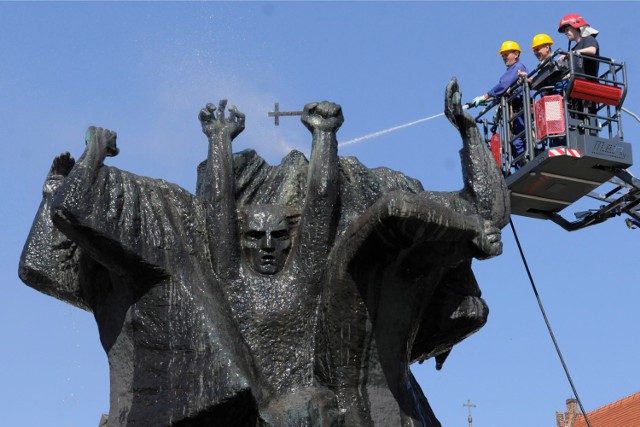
[338,112,445,148]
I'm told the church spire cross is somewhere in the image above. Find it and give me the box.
[463,399,477,427]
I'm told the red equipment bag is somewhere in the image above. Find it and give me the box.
[490,133,502,167]
[535,95,565,140]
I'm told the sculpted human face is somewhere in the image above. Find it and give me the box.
[242,206,292,275]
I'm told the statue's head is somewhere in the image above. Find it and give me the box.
[240,204,299,275]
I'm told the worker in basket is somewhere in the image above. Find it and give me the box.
[557,13,600,78]
[470,40,529,159]
[521,33,567,148]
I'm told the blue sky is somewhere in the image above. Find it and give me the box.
[2,2,639,426]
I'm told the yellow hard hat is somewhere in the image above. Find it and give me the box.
[498,40,521,55]
[531,33,554,49]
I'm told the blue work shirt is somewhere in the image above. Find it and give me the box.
[487,60,528,98]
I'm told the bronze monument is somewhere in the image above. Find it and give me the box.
[19,78,509,426]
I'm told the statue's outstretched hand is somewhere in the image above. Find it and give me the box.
[301,101,344,134]
[85,126,119,159]
[50,152,75,177]
[198,100,245,141]
[44,152,75,196]
[445,77,474,132]
[473,220,503,259]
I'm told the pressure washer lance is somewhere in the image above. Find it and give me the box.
[463,99,491,109]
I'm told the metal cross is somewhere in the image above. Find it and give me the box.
[268,102,303,126]
[463,399,476,427]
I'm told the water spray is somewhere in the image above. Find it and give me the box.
[337,112,445,148]
[338,104,473,148]
[267,102,473,148]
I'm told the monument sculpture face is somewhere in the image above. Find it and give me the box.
[19,78,510,426]
[240,205,294,275]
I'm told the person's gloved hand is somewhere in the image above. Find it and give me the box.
[471,95,487,107]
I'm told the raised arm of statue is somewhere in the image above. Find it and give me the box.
[198,100,243,204]
[444,77,510,228]
[49,127,183,282]
[48,128,131,277]
[297,101,343,275]
[52,126,119,210]
[198,101,245,278]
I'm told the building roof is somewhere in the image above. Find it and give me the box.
[573,392,640,427]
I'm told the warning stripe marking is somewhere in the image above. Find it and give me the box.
[548,148,582,158]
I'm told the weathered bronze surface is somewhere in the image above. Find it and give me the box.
[19,78,509,426]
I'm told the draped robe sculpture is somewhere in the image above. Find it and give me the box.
[19,78,509,426]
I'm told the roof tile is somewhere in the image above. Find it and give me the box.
[573,392,640,427]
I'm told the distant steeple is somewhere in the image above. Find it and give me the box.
[463,399,477,427]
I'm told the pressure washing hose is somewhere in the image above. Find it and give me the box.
[622,106,640,124]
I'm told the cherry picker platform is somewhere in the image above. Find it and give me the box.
[474,50,640,231]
